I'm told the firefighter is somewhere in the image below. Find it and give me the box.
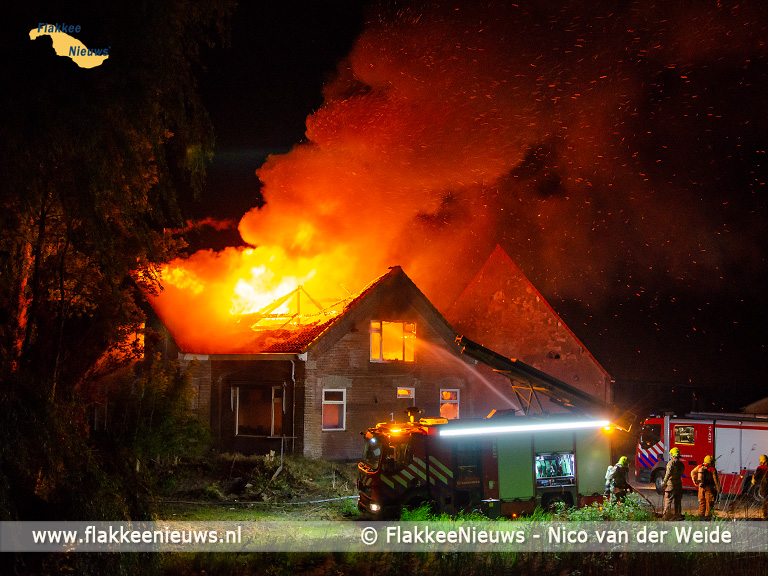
[604,462,616,498]
[752,454,768,520]
[610,456,632,502]
[691,455,720,519]
[662,447,685,520]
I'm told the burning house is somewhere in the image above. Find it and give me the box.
[147,247,613,460]
[166,266,481,459]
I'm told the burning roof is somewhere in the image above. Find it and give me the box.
[148,265,440,355]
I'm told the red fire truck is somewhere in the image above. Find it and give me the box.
[357,412,613,518]
[635,412,768,494]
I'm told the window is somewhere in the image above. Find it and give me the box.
[322,389,346,430]
[440,389,459,419]
[639,423,661,449]
[674,425,694,445]
[370,321,416,362]
[397,387,414,400]
[234,385,283,437]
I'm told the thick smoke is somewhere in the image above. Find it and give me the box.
[243,0,767,309]
[152,0,768,353]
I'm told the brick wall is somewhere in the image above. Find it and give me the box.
[307,315,475,460]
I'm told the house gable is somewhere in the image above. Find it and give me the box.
[301,267,477,459]
[446,245,612,405]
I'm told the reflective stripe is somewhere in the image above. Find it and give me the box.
[429,456,453,479]
[411,459,427,480]
[429,467,448,486]
[381,475,394,489]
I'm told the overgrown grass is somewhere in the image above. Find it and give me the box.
[399,492,654,522]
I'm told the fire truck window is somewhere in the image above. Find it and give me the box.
[322,389,346,430]
[362,434,384,470]
[370,321,416,362]
[674,425,695,445]
[640,423,661,449]
[440,389,459,419]
[394,442,413,468]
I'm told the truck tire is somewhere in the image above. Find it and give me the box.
[652,470,665,495]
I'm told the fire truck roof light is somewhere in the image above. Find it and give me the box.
[438,419,611,437]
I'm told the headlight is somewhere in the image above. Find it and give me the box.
[370,503,381,512]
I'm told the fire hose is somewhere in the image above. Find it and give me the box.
[628,485,657,515]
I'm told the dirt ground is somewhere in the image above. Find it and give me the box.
[158,454,360,521]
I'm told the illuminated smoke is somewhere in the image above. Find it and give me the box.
[151,1,768,352]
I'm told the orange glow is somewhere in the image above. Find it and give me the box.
[149,244,367,354]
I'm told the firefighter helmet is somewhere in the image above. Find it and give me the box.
[669,447,680,457]
[618,456,628,466]
[760,454,768,466]
[703,455,713,465]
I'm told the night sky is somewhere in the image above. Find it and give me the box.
[189,1,766,414]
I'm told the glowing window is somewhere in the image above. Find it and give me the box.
[370,321,416,362]
[397,387,414,399]
[440,389,459,420]
[322,389,346,431]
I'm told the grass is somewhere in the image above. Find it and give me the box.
[155,455,767,575]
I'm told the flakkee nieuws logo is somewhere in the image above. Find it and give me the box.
[29,23,110,69]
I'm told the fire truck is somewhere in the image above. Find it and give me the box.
[358,336,631,518]
[357,411,613,518]
[635,412,768,494]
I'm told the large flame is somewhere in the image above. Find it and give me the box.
[149,2,768,354]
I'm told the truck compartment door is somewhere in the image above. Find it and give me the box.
[497,435,534,501]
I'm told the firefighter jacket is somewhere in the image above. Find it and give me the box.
[662,456,685,491]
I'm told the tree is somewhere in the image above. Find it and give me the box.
[0,1,233,555]
[0,0,232,398]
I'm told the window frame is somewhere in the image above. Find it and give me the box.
[322,388,347,431]
[233,385,283,437]
[440,388,460,419]
[370,320,416,363]
[396,387,415,400]
[673,424,695,445]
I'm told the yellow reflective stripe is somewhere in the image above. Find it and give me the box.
[429,456,453,479]
[381,475,394,489]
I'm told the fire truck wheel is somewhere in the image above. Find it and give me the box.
[652,471,665,495]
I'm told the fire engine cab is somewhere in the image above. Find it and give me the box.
[635,412,768,494]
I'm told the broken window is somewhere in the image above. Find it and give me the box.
[234,385,283,437]
[397,387,414,400]
[440,389,459,419]
[370,321,416,362]
[322,389,346,430]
